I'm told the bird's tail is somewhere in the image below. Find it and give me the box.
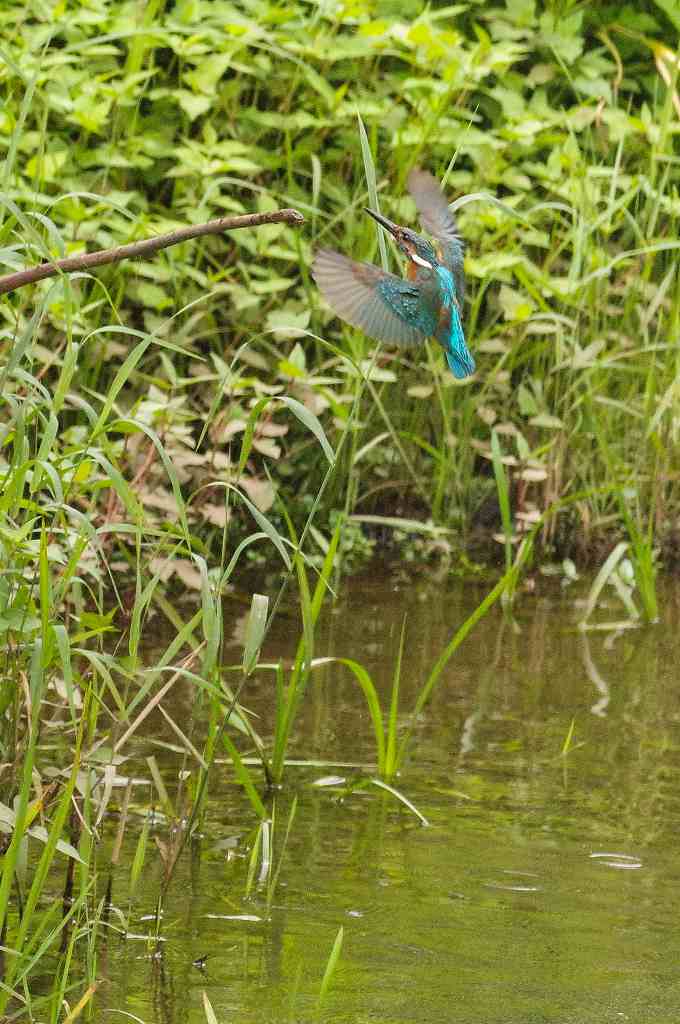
[436,301,475,379]
[445,341,475,379]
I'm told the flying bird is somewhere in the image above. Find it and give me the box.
[312,168,474,379]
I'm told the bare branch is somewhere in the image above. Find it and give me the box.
[0,207,305,296]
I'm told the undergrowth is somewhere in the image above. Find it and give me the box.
[0,0,678,1018]
[0,1,678,570]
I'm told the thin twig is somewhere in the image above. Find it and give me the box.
[0,207,305,296]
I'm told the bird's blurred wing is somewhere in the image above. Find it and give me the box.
[408,168,465,303]
[312,249,435,347]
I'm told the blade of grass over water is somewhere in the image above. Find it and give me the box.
[384,616,406,782]
[202,991,219,1024]
[368,779,430,827]
[317,925,344,1010]
[221,731,268,820]
[561,718,577,757]
[396,544,533,772]
[311,657,386,773]
[270,522,342,785]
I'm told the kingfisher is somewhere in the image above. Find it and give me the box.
[312,168,474,379]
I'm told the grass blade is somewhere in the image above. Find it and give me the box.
[318,925,344,1009]
[357,112,388,271]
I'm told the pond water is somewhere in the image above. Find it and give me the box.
[56,571,680,1022]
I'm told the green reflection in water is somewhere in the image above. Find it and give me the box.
[59,576,680,1022]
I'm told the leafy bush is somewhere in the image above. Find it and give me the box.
[1,0,679,564]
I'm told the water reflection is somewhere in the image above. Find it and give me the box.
[581,632,611,717]
[83,574,680,1021]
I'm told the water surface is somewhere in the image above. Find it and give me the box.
[70,573,680,1022]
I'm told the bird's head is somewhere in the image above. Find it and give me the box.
[364,208,436,270]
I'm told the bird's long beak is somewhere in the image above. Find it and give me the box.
[364,208,400,237]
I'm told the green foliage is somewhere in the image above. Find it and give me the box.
[0,0,678,570]
[0,2,678,1012]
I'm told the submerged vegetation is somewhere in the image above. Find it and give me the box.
[0,0,679,1018]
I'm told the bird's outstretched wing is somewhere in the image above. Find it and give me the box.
[408,168,465,303]
[312,249,436,347]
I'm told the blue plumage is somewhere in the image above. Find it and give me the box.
[375,277,437,338]
[432,266,475,380]
[311,168,475,379]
